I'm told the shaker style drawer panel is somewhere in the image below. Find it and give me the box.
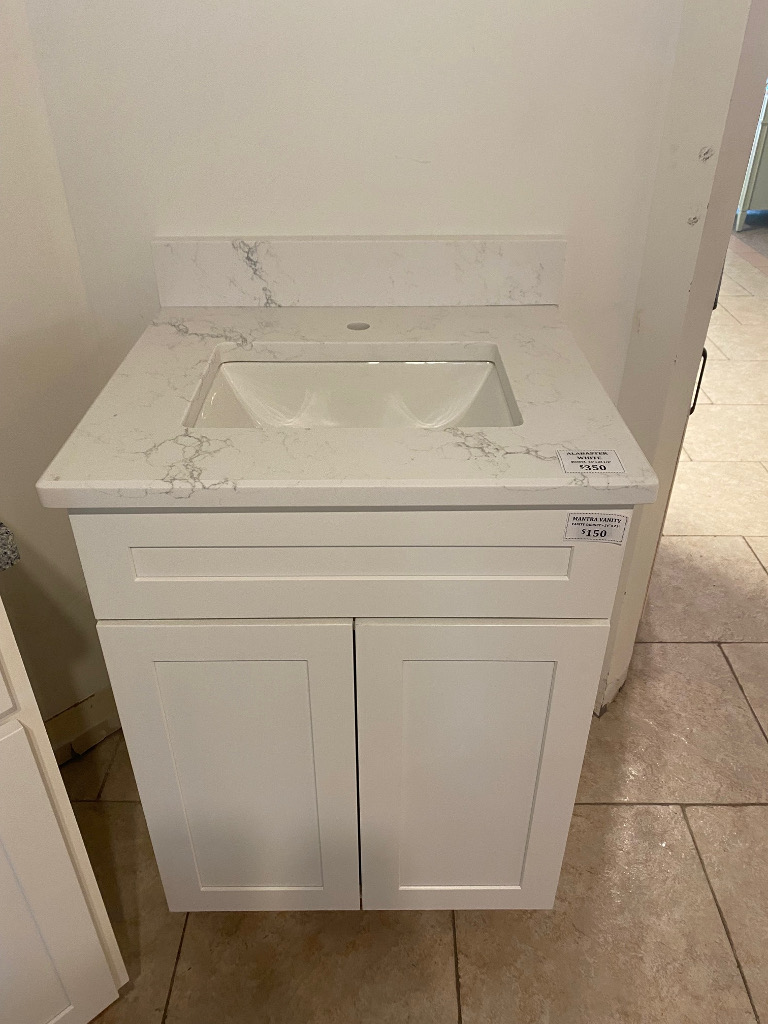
[130,543,572,581]
[71,509,630,620]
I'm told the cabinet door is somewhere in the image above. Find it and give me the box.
[98,620,359,911]
[356,619,609,910]
[0,721,118,1024]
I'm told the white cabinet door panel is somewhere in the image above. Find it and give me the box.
[97,620,359,911]
[356,620,609,910]
[398,658,553,888]
[0,721,118,1024]
[0,839,69,1024]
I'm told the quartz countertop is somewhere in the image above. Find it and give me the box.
[37,306,657,509]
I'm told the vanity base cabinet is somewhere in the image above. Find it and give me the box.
[97,620,360,911]
[98,615,609,912]
[356,620,608,909]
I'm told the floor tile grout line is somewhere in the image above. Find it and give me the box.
[161,912,189,1024]
[719,643,768,747]
[744,537,768,578]
[576,802,768,807]
[681,807,761,1024]
[635,640,768,645]
[451,910,463,1024]
[95,738,123,802]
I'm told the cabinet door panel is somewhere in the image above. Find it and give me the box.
[98,620,358,911]
[0,721,118,1024]
[356,620,609,910]
[399,658,553,888]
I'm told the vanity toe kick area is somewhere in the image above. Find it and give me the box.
[38,284,657,912]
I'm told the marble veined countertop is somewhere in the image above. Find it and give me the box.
[37,306,657,509]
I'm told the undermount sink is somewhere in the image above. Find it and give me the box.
[192,357,519,429]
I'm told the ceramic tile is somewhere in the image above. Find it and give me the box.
[722,255,768,294]
[73,803,186,1024]
[684,405,768,461]
[722,643,768,735]
[746,535,768,570]
[709,305,740,329]
[700,360,768,404]
[704,336,728,360]
[664,463,768,535]
[60,731,121,800]
[720,295,768,325]
[456,806,754,1024]
[718,274,751,297]
[577,644,768,803]
[687,806,768,1022]
[738,249,768,270]
[165,910,457,1024]
[707,324,768,360]
[101,738,141,801]
[638,537,768,641]
[679,447,691,461]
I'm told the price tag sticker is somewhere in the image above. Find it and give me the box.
[557,450,624,474]
[564,512,629,545]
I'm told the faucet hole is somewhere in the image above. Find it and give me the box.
[347,322,370,331]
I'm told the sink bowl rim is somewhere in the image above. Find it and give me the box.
[184,340,522,429]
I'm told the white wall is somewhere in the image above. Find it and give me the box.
[0,0,110,720]
[25,1,683,398]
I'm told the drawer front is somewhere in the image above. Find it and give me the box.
[71,509,630,621]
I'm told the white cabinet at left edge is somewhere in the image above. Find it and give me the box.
[0,596,126,1024]
[72,506,630,912]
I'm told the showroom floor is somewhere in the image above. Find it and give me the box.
[62,235,768,1023]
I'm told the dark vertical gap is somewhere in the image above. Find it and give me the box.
[95,733,123,801]
[161,912,188,1024]
[452,911,463,1024]
[353,621,362,909]
[681,808,760,1022]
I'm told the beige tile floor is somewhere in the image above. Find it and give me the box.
[61,235,768,1022]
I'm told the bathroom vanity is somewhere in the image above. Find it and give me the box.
[39,292,656,913]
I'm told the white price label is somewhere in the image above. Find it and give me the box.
[557,450,624,474]
[564,512,629,545]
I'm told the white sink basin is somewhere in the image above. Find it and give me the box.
[192,359,518,429]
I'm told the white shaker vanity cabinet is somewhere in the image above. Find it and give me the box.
[38,305,657,913]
